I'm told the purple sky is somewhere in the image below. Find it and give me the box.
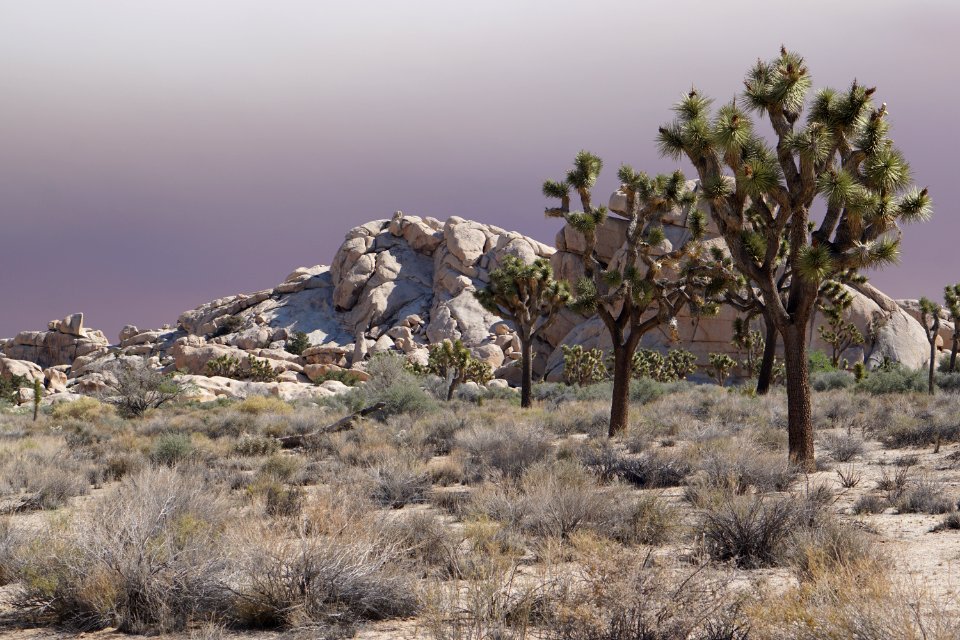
[1,1,958,341]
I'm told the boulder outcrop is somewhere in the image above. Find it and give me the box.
[1,200,939,400]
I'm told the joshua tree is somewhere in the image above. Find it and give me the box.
[544,153,733,436]
[817,281,864,368]
[731,317,764,378]
[424,339,492,401]
[945,283,960,373]
[285,331,311,356]
[919,297,941,395]
[658,48,932,469]
[561,344,608,386]
[32,378,41,422]
[708,352,737,386]
[475,256,571,407]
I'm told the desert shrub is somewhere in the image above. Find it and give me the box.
[233,434,280,457]
[284,331,310,356]
[823,433,865,462]
[629,377,666,405]
[895,479,955,514]
[14,468,229,633]
[236,395,291,415]
[471,461,637,542]
[852,494,887,515]
[875,465,912,501]
[343,357,436,417]
[151,433,194,466]
[936,372,960,392]
[542,540,744,640]
[577,442,690,488]
[31,467,90,509]
[258,454,303,482]
[932,512,960,532]
[100,359,183,418]
[383,510,460,575]
[698,495,825,568]
[231,523,418,628]
[368,457,431,508]
[0,518,24,585]
[263,483,304,518]
[51,397,113,421]
[312,368,365,386]
[604,494,679,546]
[808,350,836,373]
[785,518,877,582]
[857,365,926,395]
[812,370,855,391]
[455,422,551,481]
[206,355,242,378]
[695,441,796,495]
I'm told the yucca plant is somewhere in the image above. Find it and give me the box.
[544,153,735,436]
[658,48,933,469]
[475,256,570,407]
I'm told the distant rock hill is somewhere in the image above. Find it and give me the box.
[1,187,949,404]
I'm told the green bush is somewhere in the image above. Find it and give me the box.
[857,365,926,395]
[150,433,194,466]
[284,331,310,356]
[811,370,855,391]
[808,350,836,373]
[936,372,960,392]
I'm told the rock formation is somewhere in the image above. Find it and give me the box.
[0,196,942,405]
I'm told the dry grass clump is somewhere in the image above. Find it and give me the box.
[235,395,293,415]
[470,461,673,546]
[0,443,93,509]
[367,455,432,508]
[822,432,865,462]
[229,495,419,630]
[691,439,796,495]
[575,440,691,488]
[455,421,552,481]
[51,396,114,421]
[895,478,956,514]
[697,490,867,572]
[14,467,231,633]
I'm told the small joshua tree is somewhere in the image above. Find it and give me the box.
[475,256,571,407]
[731,317,765,378]
[285,331,311,356]
[817,281,864,368]
[544,153,733,436]
[561,344,608,386]
[708,353,737,386]
[945,283,960,373]
[658,48,933,469]
[919,297,941,395]
[32,378,42,422]
[632,349,698,382]
[425,339,492,401]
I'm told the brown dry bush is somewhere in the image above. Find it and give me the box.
[14,467,231,633]
[455,421,552,481]
[228,497,419,629]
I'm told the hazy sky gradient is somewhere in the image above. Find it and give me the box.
[1,1,958,340]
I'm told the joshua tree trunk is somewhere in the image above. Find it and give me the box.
[950,336,958,373]
[781,324,815,471]
[756,313,777,395]
[928,337,938,396]
[446,379,458,402]
[609,345,633,437]
[520,336,533,409]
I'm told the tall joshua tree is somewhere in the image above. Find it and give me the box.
[945,283,960,373]
[919,297,941,395]
[475,256,571,408]
[543,152,731,436]
[658,48,932,469]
